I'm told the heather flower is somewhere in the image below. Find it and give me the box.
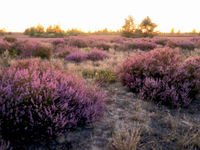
[0,140,11,150]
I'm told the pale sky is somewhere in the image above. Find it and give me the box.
[0,0,200,32]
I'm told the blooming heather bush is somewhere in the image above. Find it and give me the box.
[55,46,79,58]
[66,38,88,48]
[86,49,110,61]
[127,41,157,50]
[3,37,17,43]
[154,38,169,46]
[0,59,106,146]
[0,40,10,54]
[52,39,65,46]
[92,42,111,50]
[118,48,200,106]
[21,41,53,59]
[65,52,87,63]
[168,40,196,50]
[11,58,64,71]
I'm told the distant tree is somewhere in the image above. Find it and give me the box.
[0,28,6,32]
[140,16,157,35]
[53,25,63,33]
[24,26,37,36]
[36,24,45,34]
[0,28,6,35]
[102,28,108,33]
[170,28,175,34]
[46,25,54,33]
[46,24,65,36]
[66,28,85,36]
[177,30,181,34]
[122,15,136,37]
[192,29,196,34]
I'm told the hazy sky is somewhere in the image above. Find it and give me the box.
[1,0,200,32]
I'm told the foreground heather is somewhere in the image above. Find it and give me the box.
[0,59,106,149]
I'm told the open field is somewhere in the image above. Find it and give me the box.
[0,35,200,150]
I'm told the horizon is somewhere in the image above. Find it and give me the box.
[1,0,200,33]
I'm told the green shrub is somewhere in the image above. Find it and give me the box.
[82,70,117,84]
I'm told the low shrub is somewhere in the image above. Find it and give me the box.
[0,40,10,54]
[67,38,88,48]
[127,41,157,50]
[22,41,53,59]
[0,59,106,147]
[65,52,87,63]
[3,37,17,43]
[93,42,111,50]
[86,49,110,61]
[52,39,65,46]
[154,38,169,46]
[118,48,200,106]
[168,41,196,50]
[55,46,79,58]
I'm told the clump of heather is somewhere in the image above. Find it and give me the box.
[92,42,111,50]
[3,37,17,43]
[21,41,53,59]
[126,41,157,50]
[65,52,87,62]
[118,48,200,106]
[55,46,79,58]
[0,40,10,54]
[66,37,88,48]
[154,38,169,46]
[52,39,65,46]
[0,59,106,147]
[168,40,196,50]
[86,48,110,61]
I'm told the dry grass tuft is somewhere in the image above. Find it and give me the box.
[108,126,141,150]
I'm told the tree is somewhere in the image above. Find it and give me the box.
[122,15,136,37]
[192,29,196,34]
[177,30,181,34]
[36,24,45,33]
[46,25,53,33]
[140,16,157,34]
[170,28,175,34]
